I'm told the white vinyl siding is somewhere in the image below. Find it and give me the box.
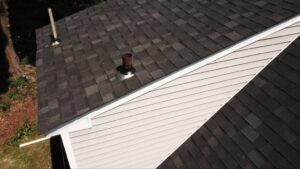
[68,22,300,168]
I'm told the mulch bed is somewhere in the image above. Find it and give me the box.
[0,95,37,144]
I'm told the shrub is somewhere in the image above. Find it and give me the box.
[8,120,35,145]
[7,76,33,101]
[7,88,23,100]
[9,76,29,89]
[0,96,10,112]
[20,56,29,65]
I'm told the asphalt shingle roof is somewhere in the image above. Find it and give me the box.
[157,37,300,169]
[36,0,300,133]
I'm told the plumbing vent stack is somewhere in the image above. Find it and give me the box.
[122,53,133,70]
[118,53,136,80]
[48,8,60,46]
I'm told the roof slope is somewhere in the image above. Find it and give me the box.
[36,0,300,133]
[157,37,300,169]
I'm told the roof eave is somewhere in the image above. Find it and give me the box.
[45,14,300,137]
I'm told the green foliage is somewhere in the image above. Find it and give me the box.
[0,126,51,169]
[0,96,10,112]
[9,76,29,89]
[20,56,29,65]
[0,76,34,113]
[13,121,34,142]
[8,120,35,146]
[0,141,52,169]
[0,120,51,169]
[7,88,22,100]
[7,76,30,101]
[8,76,27,101]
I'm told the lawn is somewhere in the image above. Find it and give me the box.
[0,129,52,169]
[0,65,52,169]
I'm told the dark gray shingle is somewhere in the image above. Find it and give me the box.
[36,0,300,135]
[158,37,300,169]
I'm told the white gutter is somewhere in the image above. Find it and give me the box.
[46,14,300,137]
[19,136,50,148]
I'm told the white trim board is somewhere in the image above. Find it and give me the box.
[46,14,300,137]
[61,132,78,168]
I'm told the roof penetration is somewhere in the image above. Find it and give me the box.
[36,0,300,133]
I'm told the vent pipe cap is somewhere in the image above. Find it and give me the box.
[117,53,136,80]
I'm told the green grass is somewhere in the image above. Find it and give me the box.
[6,120,35,146]
[0,122,52,169]
[0,96,10,112]
[0,137,52,169]
[20,57,29,65]
[0,73,51,169]
[0,76,35,114]
[9,76,29,89]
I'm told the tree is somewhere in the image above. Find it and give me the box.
[0,0,22,76]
